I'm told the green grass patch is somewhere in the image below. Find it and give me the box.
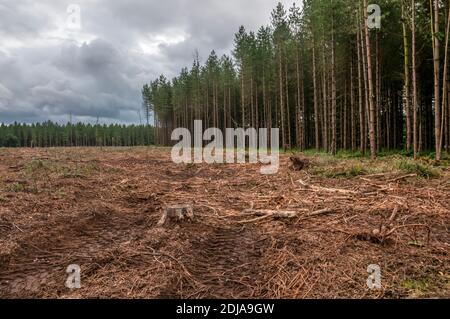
[401,277,433,296]
[300,149,448,180]
[7,182,25,192]
[24,159,49,174]
[311,163,368,179]
[58,166,85,179]
[302,149,331,157]
[335,150,364,159]
[56,161,121,178]
[397,160,440,178]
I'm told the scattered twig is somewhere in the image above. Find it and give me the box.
[12,222,24,233]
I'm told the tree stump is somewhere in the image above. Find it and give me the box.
[289,156,310,171]
[157,204,194,227]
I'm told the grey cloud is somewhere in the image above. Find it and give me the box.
[0,1,56,38]
[0,0,295,124]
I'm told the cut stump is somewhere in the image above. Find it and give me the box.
[289,156,310,171]
[157,204,194,227]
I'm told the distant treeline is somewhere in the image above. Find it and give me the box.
[0,121,154,148]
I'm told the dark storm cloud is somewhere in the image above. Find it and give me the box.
[0,0,294,124]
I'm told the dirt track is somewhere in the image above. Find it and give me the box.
[0,147,449,298]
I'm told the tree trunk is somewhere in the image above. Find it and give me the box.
[279,46,286,148]
[296,44,303,150]
[402,2,412,152]
[241,68,245,128]
[357,26,365,154]
[364,0,377,159]
[412,0,419,159]
[312,36,320,151]
[360,13,369,154]
[331,17,337,155]
[440,2,450,154]
[351,54,356,151]
[376,31,381,151]
[322,44,329,152]
[432,0,442,161]
[285,55,291,148]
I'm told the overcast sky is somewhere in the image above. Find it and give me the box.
[0,0,296,125]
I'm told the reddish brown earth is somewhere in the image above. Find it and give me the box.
[0,147,448,298]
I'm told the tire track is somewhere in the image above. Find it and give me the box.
[160,224,270,298]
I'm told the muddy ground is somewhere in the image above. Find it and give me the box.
[0,147,448,298]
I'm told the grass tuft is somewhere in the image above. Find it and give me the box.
[401,277,432,296]
[25,159,48,174]
[7,182,25,193]
[397,160,440,178]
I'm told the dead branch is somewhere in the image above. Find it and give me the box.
[237,208,335,224]
[384,224,431,241]
[242,209,299,218]
[386,174,417,183]
[237,210,300,224]
[297,179,359,195]
[387,206,398,224]
[305,208,335,218]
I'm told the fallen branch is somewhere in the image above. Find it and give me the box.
[297,179,359,195]
[237,208,336,224]
[387,206,399,224]
[384,224,431,240]
[370,222,431,244]
[372,206,399,239]
[304,208,335,218]
[360,173,389,178]
[242,209,299,218]
[386,174,417,183]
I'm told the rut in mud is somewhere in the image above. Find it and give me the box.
[0,205,153,297]
[160,224,270,298]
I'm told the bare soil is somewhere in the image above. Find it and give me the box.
[0,147,448,298]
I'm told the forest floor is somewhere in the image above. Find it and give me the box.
[0,147,449,298]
